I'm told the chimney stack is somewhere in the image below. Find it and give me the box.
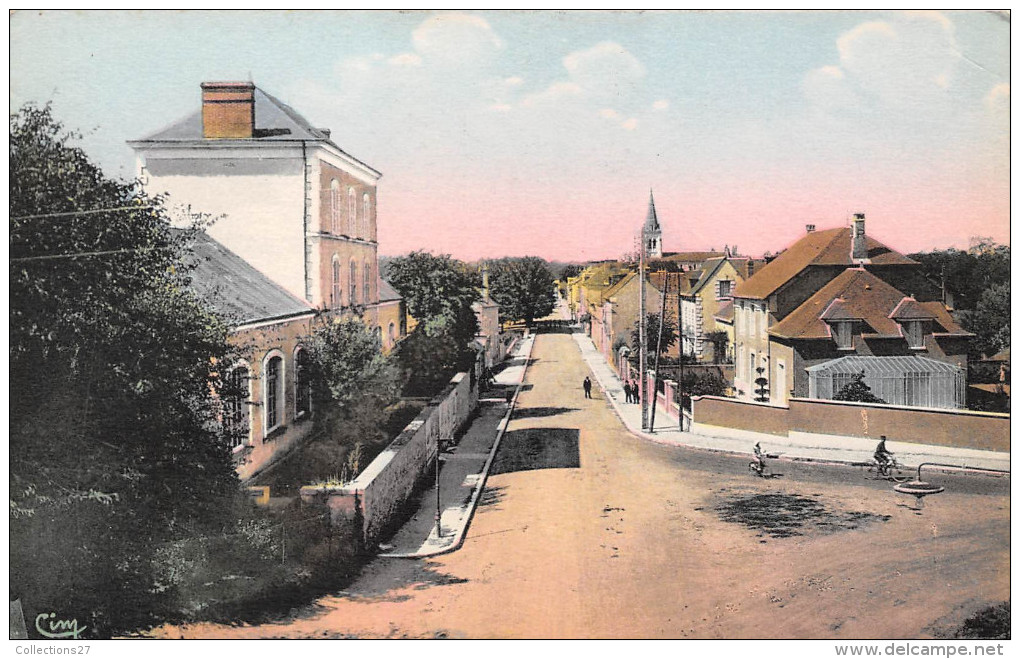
[481,262,490,300]
[201,82,255,139]
[851,212,868,262]
[806,224,815,233]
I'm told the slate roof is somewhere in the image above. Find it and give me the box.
[735,227,917,300]
[185,232,314,326]
[378,278,403,303]
[768,268,970,341]
[644,190,660,232]
[130,86,381,176]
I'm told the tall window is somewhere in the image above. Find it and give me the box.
[348,188,357,237]
[718,280,732,298]
[350,260,358,305]
[265,354,283,434]
[388,321,397,347]
[330,179,340,233]
[295,348,311,417]
[363,193,371,238]
[332,257,342,307]
[903,321,924,349]
[363,261,371,304]
[831,321,853,350]
[225,365,250,448]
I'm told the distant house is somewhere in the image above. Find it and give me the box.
[679,253,760,362]
[186,232,317,480]
[732,215,971,408]
[472,265,502,368]
[377,278,406,353]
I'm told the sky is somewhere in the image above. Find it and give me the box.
[10,10,1011,262]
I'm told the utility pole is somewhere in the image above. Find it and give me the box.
[649,271,668,433]
[639,227,648,430]
[678,272,685,431]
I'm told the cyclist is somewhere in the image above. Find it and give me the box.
[874,436,894,469]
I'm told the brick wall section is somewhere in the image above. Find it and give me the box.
[301,371,479,544]
[693,396,792,436]
[692,395,1010,451]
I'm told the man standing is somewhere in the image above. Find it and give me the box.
[583,376,593,399]
[623,381,632,403]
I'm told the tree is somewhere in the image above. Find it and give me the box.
[10,104,249,634]
[678,369,728,411]
[488,256,557,326]
[753,366,770,403]
[299,318,401,483]
[387,251,480,394]
[959,282,1010,359]
[833,372,887,404]
[630,312,679,363]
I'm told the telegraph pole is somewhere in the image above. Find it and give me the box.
[639,226,648,430]
[649,271,668,433]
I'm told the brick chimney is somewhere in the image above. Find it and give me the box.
[850,212,868,262]
[201,82,255,139]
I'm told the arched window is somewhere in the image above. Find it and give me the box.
[224,363,251,449]
[331,256,342,308]
[264,352,284,435]
[388,322,397,346]
[348,187,357,237]
[329,179,340,233]
[363,193,371,239]
[374,325,382,346]
[363,260,371,304]
[350,260,358,305]
[295,347,311,417]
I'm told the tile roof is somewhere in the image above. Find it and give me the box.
[768,268,969,340]
[889,296,936,320]
[185,232,314,326]
[735,227,917,300]
[130,86,380,176]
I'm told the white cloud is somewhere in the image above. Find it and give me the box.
[490,103,513,112]
[505,76,524,87]
[599,108,620,119]
[621,118,638,131]
[562,41,646,101]
[411,12,503,65]
[807,12,960,109]
[521,81,583,108]
[388,53,422,67]
[653,99,669,111]
[985,83,1010,112]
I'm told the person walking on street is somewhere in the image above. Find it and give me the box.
[583,376,592,399]
[623,382,632,403]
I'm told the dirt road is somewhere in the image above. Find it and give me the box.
[156,326,1009,639]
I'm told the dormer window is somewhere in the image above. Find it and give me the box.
[903,320,925,349]
[717,280,733,298]
[830,321,854,350]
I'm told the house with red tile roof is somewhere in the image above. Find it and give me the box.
[731,214,970,409]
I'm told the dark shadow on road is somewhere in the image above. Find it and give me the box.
[336,557,470,603]
[476,484,506,510]
[490,427,581,475]
[713,492,891,540]
[511,406,579,420]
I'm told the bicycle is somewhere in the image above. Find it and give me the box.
[867,456,911,483]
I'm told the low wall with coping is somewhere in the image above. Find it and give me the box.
[300,370,478,544]
[690,395,1010,452]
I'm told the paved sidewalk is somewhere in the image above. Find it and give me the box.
[564,302,1010,473]
[379,333,536,558]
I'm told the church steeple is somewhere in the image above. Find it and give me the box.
[643,189,663,258]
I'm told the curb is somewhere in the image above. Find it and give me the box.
[384,333,537,559]
[573,327,1011,477]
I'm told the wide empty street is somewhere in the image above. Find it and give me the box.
[159,325,1009,639]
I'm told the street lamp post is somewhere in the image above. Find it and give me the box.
[434,436,443,537]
